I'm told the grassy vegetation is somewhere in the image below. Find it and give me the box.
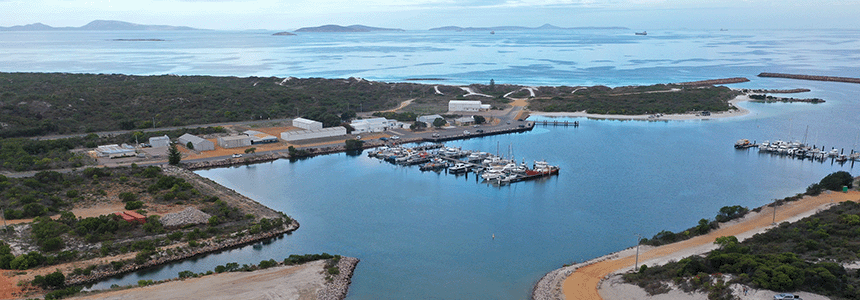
[0,126,224,172]
[529,85,740,115]
[0,72,450,137]
[625,172,858,299]
[0,165,273,272]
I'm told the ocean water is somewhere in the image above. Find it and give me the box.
[5,29,860,299]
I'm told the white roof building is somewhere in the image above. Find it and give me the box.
[455,116,475,125]
[350,117,400,133]
[148,135,170,148]
[178,133,215,151]
[449,100,490,112]
[292,117,323,131]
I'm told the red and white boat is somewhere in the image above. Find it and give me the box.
[525,160,559,176]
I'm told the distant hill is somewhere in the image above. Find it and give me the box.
[295,24,404,32]
[272,32,296,36]
[0,20,196,31]
[430,24,628,31]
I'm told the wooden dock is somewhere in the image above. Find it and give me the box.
[533,120,579,127]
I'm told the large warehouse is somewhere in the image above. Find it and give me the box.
[217,135,252,149]
[178,133,215,151]
[281,127,347,141]
[292,117,323,130]
[448,100,490,112]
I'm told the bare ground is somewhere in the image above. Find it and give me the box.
[71,260,328,300]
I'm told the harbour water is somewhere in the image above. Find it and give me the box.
[4,29,860,298]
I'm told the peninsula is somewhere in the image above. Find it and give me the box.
[0,20,196,31]
[295,24,404,32]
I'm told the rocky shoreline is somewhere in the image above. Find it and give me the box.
[65,220,299,286]
[318,257,360,300]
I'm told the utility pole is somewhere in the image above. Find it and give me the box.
[772,199,778,225]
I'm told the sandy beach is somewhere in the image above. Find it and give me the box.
[533,190,858,300]
[530,95,751,121]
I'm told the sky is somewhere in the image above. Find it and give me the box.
[1,0,859,31]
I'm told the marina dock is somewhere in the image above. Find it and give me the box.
[367,143,560,186]
[735,139,860,165]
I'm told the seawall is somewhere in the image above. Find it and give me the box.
[758,72,860,84]
[675,77,750,86]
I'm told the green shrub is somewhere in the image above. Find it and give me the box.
[124,201,144,210]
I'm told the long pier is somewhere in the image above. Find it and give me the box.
[758,73,860,84]
[533,120,579,127]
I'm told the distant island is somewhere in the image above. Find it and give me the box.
[430,24,629,31]
[294,24,404,32]
[272,32,296,36]
[0,20,196,31]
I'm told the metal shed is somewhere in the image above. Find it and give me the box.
[178,133,215,151]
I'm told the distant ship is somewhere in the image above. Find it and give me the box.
[635,31,647,36]
[490,31,495,34]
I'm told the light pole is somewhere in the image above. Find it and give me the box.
[634,234,642,272]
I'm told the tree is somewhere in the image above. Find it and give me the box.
[167,143,181,165]
[432,118,447,128]
[345,139,364,151]
[244,147,257,156]
[410,121,427,131]
[474,115,486,124]
[186,141,194,150]
[489,79,495,91]
[819,171,852,191]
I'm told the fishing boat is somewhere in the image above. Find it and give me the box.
[635,31,647,36]
[449,162,470,174]
[525,160,560,176]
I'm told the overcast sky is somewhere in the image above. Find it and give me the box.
[2,0,858,30]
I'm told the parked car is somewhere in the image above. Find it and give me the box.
[476,129,484,133]
[774,293,801,300]
[432,133,440,137]
[463,130,470,135]
[232,153,242,158]
[391,135,400,140]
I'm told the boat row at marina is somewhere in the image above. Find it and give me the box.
[367,144,559,185]
[735,139,860,162]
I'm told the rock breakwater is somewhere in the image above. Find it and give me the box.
[318,257,360,300]
[676,77,750,86]
[758,72,860,84]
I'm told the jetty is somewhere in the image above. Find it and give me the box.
[676,77,750,86]
[534,120,579,127]
[758,73,860,84]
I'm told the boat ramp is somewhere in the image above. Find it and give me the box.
[367,144,559,186]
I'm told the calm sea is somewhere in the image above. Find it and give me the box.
[4,29,859,299]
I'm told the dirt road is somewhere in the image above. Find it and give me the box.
[562,191,860,300]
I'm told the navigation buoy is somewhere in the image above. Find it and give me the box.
[492,234,495,239]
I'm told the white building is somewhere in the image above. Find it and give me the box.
[448,100,490,112]
[217,135,252,149]
[416,115,444,124]
[292,117,323,130]
[178,133,215,151]
[243,130,279,144]
[148,135,170,148]
[455,116,475,125]
[281,127,347,141]
[350,118,400,133]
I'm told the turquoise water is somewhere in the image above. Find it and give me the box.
[7,29,860,298]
